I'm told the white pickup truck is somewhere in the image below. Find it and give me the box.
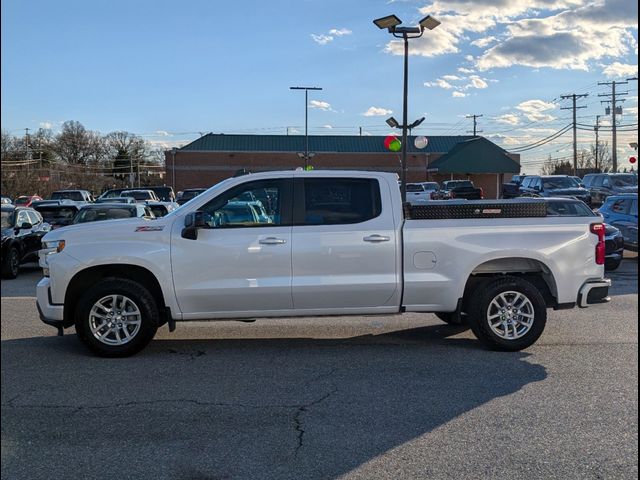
[37,170,611,357]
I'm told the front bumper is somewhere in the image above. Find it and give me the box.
[36,277,65,329]
[577,278,611,308]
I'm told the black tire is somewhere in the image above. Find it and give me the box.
[2,247,20,279]
[605,258,622,271]
[75,278,159,357]
[467,276,547,351]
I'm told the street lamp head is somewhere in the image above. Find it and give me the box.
[297,152,305,159]
[419,15,441,31]
[408,117,426,129]
[386,116,400,128]
[630,142,638,150]
[373,14,402,30]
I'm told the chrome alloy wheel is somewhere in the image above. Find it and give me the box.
[89,294,142,346]
[486,290,535,340]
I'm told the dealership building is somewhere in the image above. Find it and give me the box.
[165,134,521,198]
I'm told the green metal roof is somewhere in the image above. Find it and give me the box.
[427,137,521,174]
[179,134,477,154]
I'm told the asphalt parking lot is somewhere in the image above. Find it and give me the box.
[1,259,638,480]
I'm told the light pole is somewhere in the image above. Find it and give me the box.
[290,86,323,169]
[374,14,440,203]
[170,147,177,192]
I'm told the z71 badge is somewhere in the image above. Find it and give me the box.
[135,226,164,232]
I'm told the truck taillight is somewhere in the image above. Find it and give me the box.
[590,223,605,265]
[479,187,484,199]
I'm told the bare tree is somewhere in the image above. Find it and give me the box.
[53,121,106,165]
[105,131,148,180]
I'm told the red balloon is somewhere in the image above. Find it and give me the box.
[630,156,637,164]
[384,135,397,149]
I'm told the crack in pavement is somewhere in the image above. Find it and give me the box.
[293,384,339,457]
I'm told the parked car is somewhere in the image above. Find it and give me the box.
[50,189,94,203]
[1,205,50,278]
[596,194,638,251]
[98,186,175,202]
[1,195,12,205]
[603,224,625,271]
[32,204,81,230]
[519,175,591,205]
[95,197,136,204]
[570,176,585,188]
[177,188,208,205]
[120,189,159,203]
[13,195,42,207]
[38,170,610,357]
[582,173,638,207]
[144,201,179,218]
[406,183,433,205]
[439,180,483,199]
[72,203,155,225]
[501,175,527,199]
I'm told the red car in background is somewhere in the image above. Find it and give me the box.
[13,195,42,207]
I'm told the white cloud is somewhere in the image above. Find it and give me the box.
[452,91,467,98]
[495,114,520,125]
[471,36,497,48]
[362,106,393,117]
[309,100,333,111]
[516,99,557,122]
[310,34,333,45]
[458,67,474,74]
[442,74,462,81]
[322,124,333,129]
[39,122,53,129]
[311,27,352,46]
[424,78,454,89]
[602,62,638,79]
[467,75,489,89]
[155,130,171,137]
[328,28,352,37]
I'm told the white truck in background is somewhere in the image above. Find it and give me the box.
[37,170,611,357]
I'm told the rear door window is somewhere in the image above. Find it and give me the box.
[593,176,604,187]
[298,178,381,225]
[611,199,628,214]
[630,199,638,216]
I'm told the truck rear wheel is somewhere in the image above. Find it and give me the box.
[75,278,159,357]
[467,276,546,351]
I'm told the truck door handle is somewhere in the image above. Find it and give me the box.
[259,237,286,245]
[363,234,390,243]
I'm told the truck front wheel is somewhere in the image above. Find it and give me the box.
[467,276,547,351]
[75,278,159,357]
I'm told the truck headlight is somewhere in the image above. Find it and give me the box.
[40,240,65,276]
[43,240,65,253]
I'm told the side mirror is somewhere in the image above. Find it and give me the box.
[181,211,211,240]
[534,185,541,191]
[19,222,33,230]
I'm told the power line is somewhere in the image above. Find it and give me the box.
[560,93,588,175]
[599,80,629,172]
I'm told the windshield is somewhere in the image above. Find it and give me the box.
[611,175,638,187]
[74,207,135,223]
[122,191,152,201]
[51,191,84,201]
[542,177,577,189]
[406,184,424,192]
[181,190,206,201]
[36,207,78,225]
[14,197,29,206]
[1,210,15,229]
[422,183,439,190]
[445,181,472,188]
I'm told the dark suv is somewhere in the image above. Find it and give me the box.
[519,175,591,205]
[1,205,50,278]
[582,173,638,207]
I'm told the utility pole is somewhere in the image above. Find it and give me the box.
[560,93,588,175]
[466,114,483,136]
[290,86,323,169]
[599,80,628,172]
[594,115,603,171]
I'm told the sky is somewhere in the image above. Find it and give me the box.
[1,0,638,173]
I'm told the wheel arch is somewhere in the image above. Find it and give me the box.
[63,264,167,328]
[462,257,559,309]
